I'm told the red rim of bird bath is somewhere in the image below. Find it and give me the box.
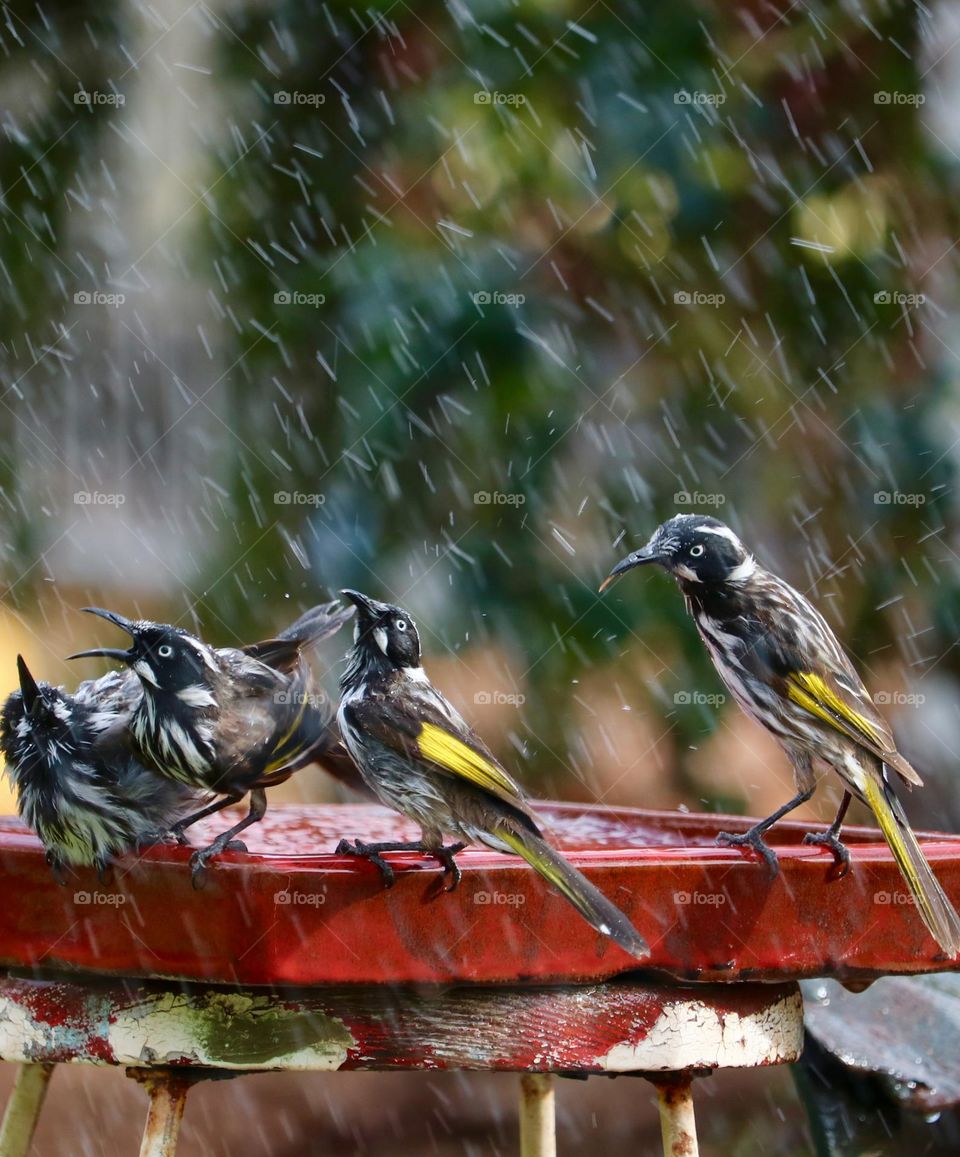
[0,801,957,987]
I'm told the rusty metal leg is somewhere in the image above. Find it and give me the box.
[652,1075,699,1157]
[134,1072,191,1157]
[519,1073,555,1157]
[0,1062,54,1157]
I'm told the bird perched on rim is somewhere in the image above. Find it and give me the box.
[335,588,649,959]
[0,655,198,881]
[69,600,356,883]
[601,513,960,955]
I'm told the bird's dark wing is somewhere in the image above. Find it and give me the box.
[218,649,285,691]
[740,599,922,787]
[245,602,354,673]
[240,637,306,675]
[344,693,529,813]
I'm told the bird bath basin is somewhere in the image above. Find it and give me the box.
[0,801,957,987]
[2,801,958,1157]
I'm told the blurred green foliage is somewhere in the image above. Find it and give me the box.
[0,0,957,809]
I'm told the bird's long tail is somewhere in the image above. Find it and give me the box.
[862,772,960,956]
[495,826,649,958]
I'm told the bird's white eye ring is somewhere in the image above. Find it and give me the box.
[395,619,407,632]
[157,644,174,658]
[689,544,705,557]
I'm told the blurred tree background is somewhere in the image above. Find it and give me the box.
[3,0,960,832]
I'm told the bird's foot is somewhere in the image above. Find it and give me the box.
[802,828,851,879]
[429,842,466,892]
[717,827,780,876]
[189,837,248,890]
[335,838,430,889]
[170,824,193,847]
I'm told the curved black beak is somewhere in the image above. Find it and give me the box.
[67,607,138,663]
[67,647,134,663]
[16,655,43,715]
[599,545,661,593]
[340,588,387,620]
[79,606,137,634]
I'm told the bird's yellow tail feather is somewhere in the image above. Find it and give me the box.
[863,775,960,956]
[496,827,649,959]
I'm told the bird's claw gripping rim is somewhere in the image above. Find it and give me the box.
[431,842,466,892]
[189,838,248,889]
[170,823,193,847]
[716,827,781,876]
[335,838,466,891]
[335,838,401,887]
[802,828,852,879]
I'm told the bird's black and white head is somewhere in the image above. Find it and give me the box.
[0,656,91,782]
[601,515,757,590]
[339,589,423,687]
[69,608,217,700]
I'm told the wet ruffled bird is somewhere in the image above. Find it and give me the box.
[0,655,199,882]
[69,601,357,884]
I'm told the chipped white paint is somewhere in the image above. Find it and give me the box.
[596,991,803,1072]
[0,1000,52,1063]
[107,992,355,1071]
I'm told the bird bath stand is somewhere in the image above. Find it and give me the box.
[0,801,958,1156]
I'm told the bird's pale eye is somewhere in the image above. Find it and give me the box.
[689,544,705,558]
[157,645,174,659]
[395,619,407,632]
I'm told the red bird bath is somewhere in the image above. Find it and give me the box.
[0,801,958,1156]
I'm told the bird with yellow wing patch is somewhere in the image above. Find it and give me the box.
[335,589,649,959]
[601,514,960,956]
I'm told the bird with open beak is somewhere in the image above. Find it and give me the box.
[69,601,356,884]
